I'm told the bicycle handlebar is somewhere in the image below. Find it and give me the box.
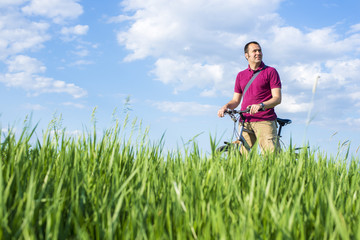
[224,109,250,114]
[224,107,266,122]
[223,108,251,122]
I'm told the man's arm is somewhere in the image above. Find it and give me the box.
[217,92,242,117]
[249,88,281,114]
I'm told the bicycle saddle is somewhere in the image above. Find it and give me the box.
[277,118,292,126]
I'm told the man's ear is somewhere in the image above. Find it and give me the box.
[244,53,249,60]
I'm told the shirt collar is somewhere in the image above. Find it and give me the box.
[248,62,265,72]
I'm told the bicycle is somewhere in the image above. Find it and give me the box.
[216,108,292,153]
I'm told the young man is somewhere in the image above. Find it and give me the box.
[217,41,282,153]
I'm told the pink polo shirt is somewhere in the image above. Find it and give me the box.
[234,62,281,122]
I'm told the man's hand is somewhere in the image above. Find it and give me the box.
[217,106,228,117]
[248,104,263,115]
[218,93,242,117]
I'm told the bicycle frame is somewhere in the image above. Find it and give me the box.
[227,109,251,152]
[222,109,252,152]
[218,109,292,152]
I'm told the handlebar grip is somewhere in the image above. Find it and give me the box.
[225,108,250,114]
[224,105,264,115]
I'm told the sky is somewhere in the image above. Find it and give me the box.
[1,0,360,157]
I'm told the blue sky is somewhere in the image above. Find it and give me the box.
[1,0,360,156]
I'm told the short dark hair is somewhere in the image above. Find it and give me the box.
[244,41,261,53]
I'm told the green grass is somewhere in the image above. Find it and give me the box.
[1,116,360,239]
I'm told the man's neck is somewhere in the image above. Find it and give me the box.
[249,62,261,70]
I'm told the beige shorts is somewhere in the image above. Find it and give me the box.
[240,120,280,153]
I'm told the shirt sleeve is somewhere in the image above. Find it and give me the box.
[234,72,242,94]
[269,68,281,89]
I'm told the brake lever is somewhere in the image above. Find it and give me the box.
[230,115,237,122]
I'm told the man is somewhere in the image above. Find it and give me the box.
[217,41,282,153]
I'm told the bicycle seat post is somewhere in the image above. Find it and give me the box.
[278,125,283,137]
[276,118,292,138]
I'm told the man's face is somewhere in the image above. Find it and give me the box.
[245,43,262,64]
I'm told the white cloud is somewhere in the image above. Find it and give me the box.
[0,0,27,7]
[62,102,86,109]
[348,23,360,34]
[276,93,310,113]
[70,60,94,66]
[22,0,83,23]
[60,25,89,43]
[23,103,45,111]
[324,59,360,85]
[8,55,46,74]
[152,57,224,95]
[281,58,360,91]
[61,25,89,37]
[107,14,133,23]
[279,57,360,115]
[0,55,87,98]
[266,25,355,63]
[349,91,360,101]
[281,63,322,91]
[0,1,90,98]
[151,101,218,116]
[344,118,360,129]
[72,48,90,57]
[117,0,283,61]
[0,11,50,60]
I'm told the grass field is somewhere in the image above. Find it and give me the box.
[1,116,359,239]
